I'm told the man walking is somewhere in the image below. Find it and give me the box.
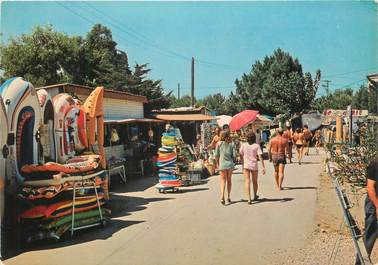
[303,125,312,156]
[356,156,378,264]
[283,125,293,163]
[268,128,289,190]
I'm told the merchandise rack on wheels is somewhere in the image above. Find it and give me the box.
[69,172,107,237]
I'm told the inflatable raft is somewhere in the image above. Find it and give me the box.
[37,89,56,163]
[0,77,42,183]
[83,87,105,169]
[0,96,8,259]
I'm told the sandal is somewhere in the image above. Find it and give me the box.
[221,199,225,205]
[227,198,231,204]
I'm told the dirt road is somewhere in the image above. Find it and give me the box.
[5,150,323,265]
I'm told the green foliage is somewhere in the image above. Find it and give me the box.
[168,95,194,108]
[197,93,226,115]
[327,123,378,187]
[313,88,353,111]
[0,25,85,86]
[123,63,171,112]
[233,48,321,116]
[352,85,369,110]
[313,85,377,114]
[0,24,170,113]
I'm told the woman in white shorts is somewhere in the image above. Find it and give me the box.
[239,132,266,204]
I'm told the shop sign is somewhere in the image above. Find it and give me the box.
[323,109,368,117]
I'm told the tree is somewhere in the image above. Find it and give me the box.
[83,24,131,89]
[0,24,172,114]
[124,63,171,112]
[168,95,194,108]
[352,85,369,110]
[197,93,226,115]
[0,25,86,86]
[313,88,354,112]
[234,48,321,116]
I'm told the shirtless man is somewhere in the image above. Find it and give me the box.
[303,125,312,156]
[268,128,289,190]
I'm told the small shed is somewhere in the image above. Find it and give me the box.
[151,106,215,145]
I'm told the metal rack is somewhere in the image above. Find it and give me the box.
[70,176,105,237]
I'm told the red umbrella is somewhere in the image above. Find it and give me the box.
[229,110,259,131]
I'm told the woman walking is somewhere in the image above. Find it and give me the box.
[215,130,236,205]
[207,127,221,171]
[312,129,321,154]
[239,132,266,204]
[293,128,304,165]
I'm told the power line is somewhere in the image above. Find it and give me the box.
[323,66,378,78]
[80,1,243,71]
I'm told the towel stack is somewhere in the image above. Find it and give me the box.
[156,132,181,187]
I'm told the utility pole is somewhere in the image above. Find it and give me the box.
[191,57,195,107]
[322,80,331,95]
[177,83,180,100]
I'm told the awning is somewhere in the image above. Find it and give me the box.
[153,114,216,121]
[105,118,164,124]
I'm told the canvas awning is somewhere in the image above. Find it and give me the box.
[153,114,216,121]
[104,118,164,124]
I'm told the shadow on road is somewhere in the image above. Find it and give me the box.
[252,197,294,204]
[111,175,159,193]
[227,197,294,205]
[175,188,209,194]
[300,161,321,165]
[282,186,317,190]
[110,194,174,218]
[22,219,145,254]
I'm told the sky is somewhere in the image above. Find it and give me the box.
[1,1,377,98]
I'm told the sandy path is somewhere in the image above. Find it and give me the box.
[4,149,323,265]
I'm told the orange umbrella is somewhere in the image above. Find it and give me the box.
[229,110,259,131]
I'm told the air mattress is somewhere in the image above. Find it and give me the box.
[20,195,105,219]
[23,170,106,187]
[21,155,100,174]
[20,177,103,200]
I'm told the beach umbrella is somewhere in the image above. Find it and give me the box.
[229,110,259,131]
[216,115,232,127]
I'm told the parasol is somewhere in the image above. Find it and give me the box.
[229,110,259,131]
[216,115,232,128]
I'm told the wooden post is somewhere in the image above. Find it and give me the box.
[336,116,342,143]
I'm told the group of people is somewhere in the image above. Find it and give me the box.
[205,124,322,205]
[282,125,321,165]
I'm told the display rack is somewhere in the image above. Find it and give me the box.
[69,175,106,237]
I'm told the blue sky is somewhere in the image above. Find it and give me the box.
[1,1,377,98]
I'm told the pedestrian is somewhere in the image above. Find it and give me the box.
[207,127,221,171]
[283,125,293,163]
[215,130,236,205]
[293,128,305,165]
[239,132,266,204]
[356,156,378,264]
[195,134,203,159]
[312,129,321,154]
[268,128,288,190]
[303,125,312,155]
